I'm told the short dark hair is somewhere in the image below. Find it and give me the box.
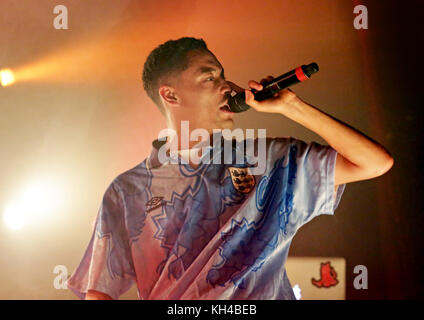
[142,37,210,115]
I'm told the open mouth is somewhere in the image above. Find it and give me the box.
[219,103,233,113]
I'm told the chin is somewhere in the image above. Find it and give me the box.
[220,119,234,130]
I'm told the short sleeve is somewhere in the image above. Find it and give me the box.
[66,181,136,300]
[289,137,346,225]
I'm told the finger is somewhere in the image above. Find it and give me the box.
[244,89,255,106]
[245,89,261,110]
[247,80,263,91]
[260,75,274,85]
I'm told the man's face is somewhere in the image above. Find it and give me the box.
[168,50,234,132]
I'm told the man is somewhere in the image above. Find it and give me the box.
[67,37,393,300]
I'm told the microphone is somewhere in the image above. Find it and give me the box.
[228,62,319,113]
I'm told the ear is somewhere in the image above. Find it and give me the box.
[158,85,179,106]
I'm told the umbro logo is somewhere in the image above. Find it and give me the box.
[145,196,165,213]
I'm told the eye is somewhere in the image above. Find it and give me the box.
[205,77,214,81]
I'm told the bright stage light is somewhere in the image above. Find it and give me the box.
[20,182,53,213]
[0,68,16,87]
[3,180,62,230]
[3,204,26,230]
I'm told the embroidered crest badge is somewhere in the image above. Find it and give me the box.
[228,167,256,194]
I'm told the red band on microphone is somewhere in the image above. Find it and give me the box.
[295,67,308,81]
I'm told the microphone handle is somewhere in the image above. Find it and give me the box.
[228,62,319,113]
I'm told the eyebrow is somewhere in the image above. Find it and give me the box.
[195,63,225,78]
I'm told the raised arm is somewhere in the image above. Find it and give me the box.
[279,95,394,186]
[234,78,394,188]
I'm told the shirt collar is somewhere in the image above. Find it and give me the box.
[147,131,226,169]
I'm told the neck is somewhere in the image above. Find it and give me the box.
[166,120,218,151]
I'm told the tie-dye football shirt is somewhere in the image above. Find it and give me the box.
[67,134,346,300]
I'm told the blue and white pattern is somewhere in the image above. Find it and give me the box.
[67,135,346,300]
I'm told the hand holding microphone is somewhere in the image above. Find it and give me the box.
[227,62,319,113]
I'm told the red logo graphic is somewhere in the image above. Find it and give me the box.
[311,261,339,288]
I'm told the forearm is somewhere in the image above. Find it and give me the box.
[284,98,394,174]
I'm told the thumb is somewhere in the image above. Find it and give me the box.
[245,89,258,109]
